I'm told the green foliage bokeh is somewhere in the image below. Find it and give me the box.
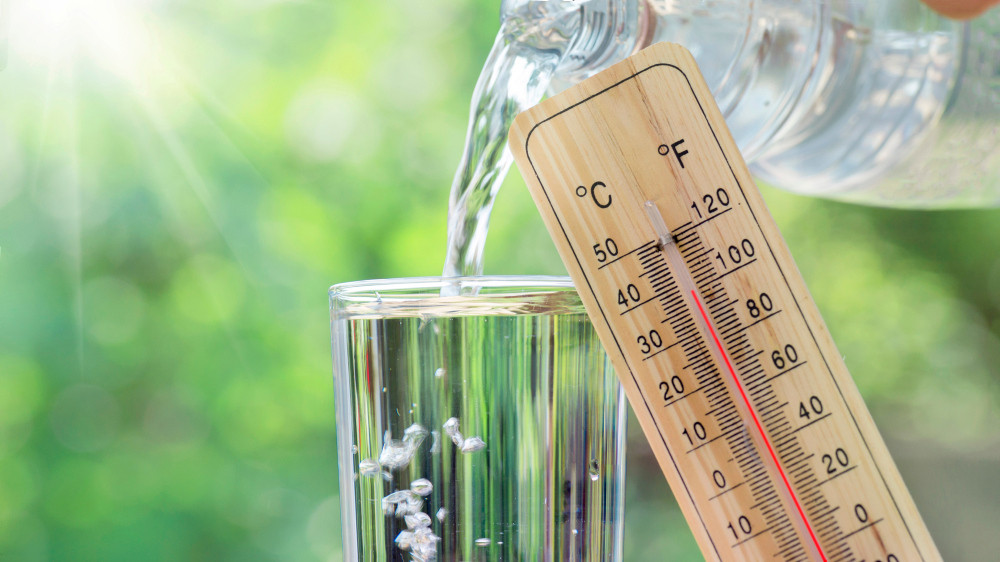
[0,0,998,560]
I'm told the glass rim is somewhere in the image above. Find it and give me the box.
[330,275,573,295]
[330,275,583,319]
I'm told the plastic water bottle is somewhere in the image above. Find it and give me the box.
[442,1,997,277]
[504,0,1000,207]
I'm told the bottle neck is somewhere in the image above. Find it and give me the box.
[550,0,649,90]
[499,1,648,92]
[542,0,830,162]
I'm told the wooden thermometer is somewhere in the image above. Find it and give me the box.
[509,43,941,562]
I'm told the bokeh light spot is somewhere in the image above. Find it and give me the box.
[306,495,342,561]
[215,378,290,453]
[284,81,377,163]
[49,384,121,453]
[0,356,45,459]
[170,254,247,326]
[0,127,24,210]
[0,516,48,562]
[43,458,114,529]
[83,276,147,345]
[141,388,209,448]
[0,355,46,432]
[0,456,39,528]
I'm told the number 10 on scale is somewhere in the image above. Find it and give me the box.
[509,43,941,561]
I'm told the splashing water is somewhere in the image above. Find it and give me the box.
[441,2,584,279]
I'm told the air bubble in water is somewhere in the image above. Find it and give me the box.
[445,418,487,453]
[382,490,424,517]
[461,436,486,453]
[475,538,491,547]
[359,459,380,476]
[404,423,429,443]
[400,526,439,560]
[379,439,414,470]
[410,478,433,496]
[396,530,414,550]
[379,424,429,470]
[443,417,464,448]
[405,511,432,529]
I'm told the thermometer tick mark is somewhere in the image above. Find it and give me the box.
[840,518,885,541]
[693,290,829,562]
[598,240,656,270]
[791,413,833,435]
[817,465,858,487]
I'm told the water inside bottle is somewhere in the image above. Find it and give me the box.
[440,1,966,279]
[752,25,961,199]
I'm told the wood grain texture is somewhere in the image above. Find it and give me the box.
[509,42,941,562]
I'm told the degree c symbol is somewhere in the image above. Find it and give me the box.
[576,182,612,209]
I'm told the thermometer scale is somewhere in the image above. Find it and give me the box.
[509,43,941,561]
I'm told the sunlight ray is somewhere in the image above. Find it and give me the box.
[67,59,85,376]
[26,19,64,195]
[20,0,260,374]
[131,89,254,375]
[23,16,87,375]
[163,56,275,191]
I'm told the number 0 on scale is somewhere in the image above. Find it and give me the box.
[509,42,941,562]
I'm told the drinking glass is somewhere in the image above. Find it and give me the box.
[330,276,626,561]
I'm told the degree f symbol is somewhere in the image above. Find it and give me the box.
[658,139,689,169]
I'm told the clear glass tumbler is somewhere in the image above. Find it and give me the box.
[330,276,626,561]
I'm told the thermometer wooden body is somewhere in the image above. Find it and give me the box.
[509,43,940,562]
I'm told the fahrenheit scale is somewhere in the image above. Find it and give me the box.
[509,43,941,562]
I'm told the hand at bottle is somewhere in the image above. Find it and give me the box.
[922,0,999,19]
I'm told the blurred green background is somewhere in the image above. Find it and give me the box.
[0,0,998,560]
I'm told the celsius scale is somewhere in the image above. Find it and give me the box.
[509,42,940,562]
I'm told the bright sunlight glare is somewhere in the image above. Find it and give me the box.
[9,0,260,376]
[15,0,162,81]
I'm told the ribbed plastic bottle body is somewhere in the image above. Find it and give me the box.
[545,0,997,207]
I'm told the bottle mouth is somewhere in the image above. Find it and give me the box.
[499,1,648,87]
[499,0,587,55]
[547,0,649,91]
